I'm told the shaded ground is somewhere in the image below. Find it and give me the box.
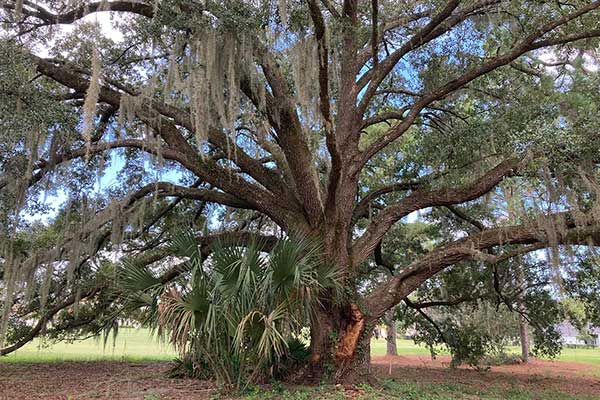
[0,362,214,400]
[371,355,600,398]
[1,355,599,399]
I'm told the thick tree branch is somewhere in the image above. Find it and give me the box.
[364,211,600,319]
[0,286,102,356]
[307,0,333,135]
[0,138,184,195]
[353,157,526,264]
[34,55,290,205]
[359,1,600,165]
[31,55,298,225]
[4,0,153,24]
[370,0,379,66]
[353,180,421,221]
[127,182,253,210]
[252,48,325,228]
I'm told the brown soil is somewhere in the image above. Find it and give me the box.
[371,355,600,397]
[0,356,598,399]
[0,362,214,400]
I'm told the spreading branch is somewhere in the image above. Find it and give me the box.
[353,157,526,264]
[359,1,600,165]
[364,211,600,318]
[0,286,102,356]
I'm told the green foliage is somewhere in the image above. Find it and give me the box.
[4,314,30,345]
[565,258,600,327]
[524,290,564,359]
[116,232,340,389]
[399,300,522,369]
[167,354,213,380]
[237,377,599,400]
[2,0,600,378]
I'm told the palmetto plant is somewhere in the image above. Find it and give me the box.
[116,232,342,388]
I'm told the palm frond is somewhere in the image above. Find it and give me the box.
[118,259,161,293]
[115,229,334,388]
[169,230,201,259]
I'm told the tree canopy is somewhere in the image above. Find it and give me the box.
[1,0,600,378]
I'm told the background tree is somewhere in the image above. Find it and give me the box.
[1,0,600,380]
[383,310,398,356]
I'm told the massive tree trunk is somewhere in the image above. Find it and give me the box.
[307,302,373,382]
[306,234,373,381]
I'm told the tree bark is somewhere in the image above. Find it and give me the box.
[384,310,398,356]
[306,301,373,383]
[518,307,530,363]
[516,266,530,363]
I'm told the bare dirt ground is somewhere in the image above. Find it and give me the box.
[1,356,599,399]
[0,362,214,400]
[372,355,600,397]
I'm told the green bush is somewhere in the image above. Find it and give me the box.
[116,232,341,390]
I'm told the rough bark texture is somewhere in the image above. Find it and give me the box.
[518,308,531,363]
[304,303,372,382]
[384,311,398,356]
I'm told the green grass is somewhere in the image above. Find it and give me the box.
[2,329,599,367]
[241,380,597,400]
[545,346,600,366]
[2,332,599,399]
[0,327,176,363]
[371,338,600,366]
[371,338,434,356]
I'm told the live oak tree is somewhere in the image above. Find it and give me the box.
[1,0,600,379]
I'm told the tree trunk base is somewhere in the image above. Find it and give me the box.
[290,358,375,385]
[297,302,378,384]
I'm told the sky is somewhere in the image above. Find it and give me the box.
[24,11,125,223]
[35,10,124,57]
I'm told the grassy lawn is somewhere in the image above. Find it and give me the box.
[2,329,599,367]
[243,380,597,400]
[371,338,600,366]
[371,338,433,356]
[2,331,598,400]
[0,327,176,363]
[544,346,600,366]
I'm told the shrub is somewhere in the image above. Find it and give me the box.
[116,232,341,390]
